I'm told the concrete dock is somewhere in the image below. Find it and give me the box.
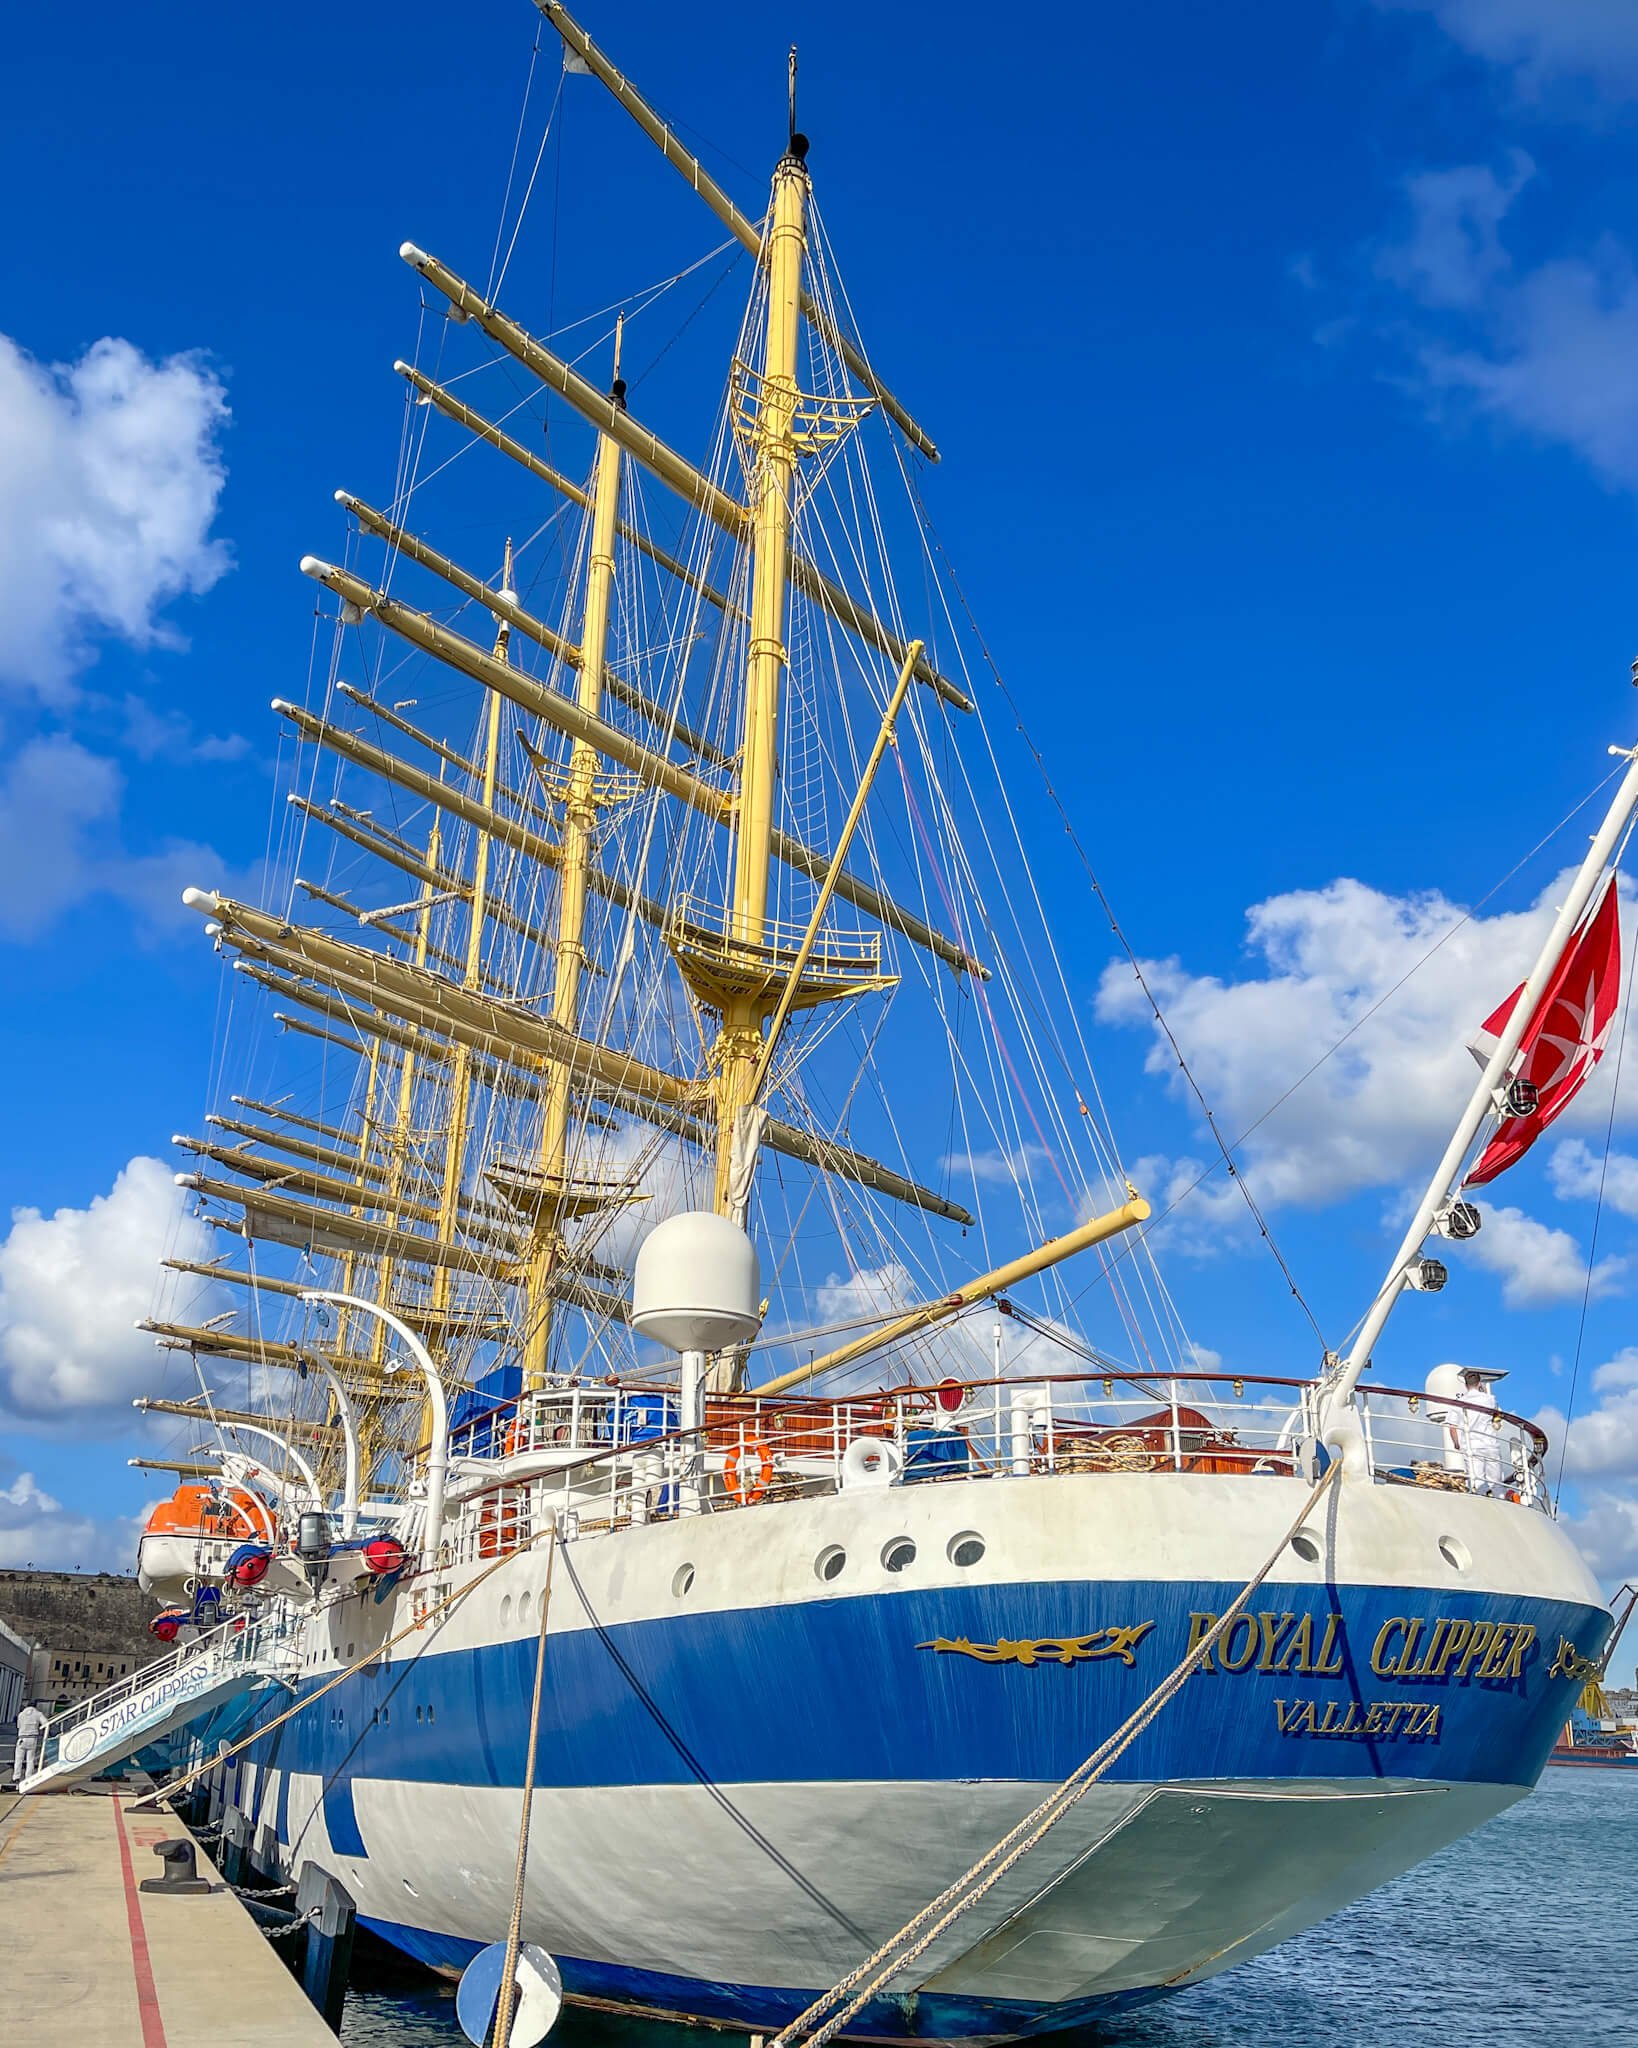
[0,1781,341,2047]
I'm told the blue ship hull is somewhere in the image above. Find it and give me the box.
[217,1561,1606,2041]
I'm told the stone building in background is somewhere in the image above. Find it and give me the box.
[0,1618,31,1722]
[0,1569,155,1705]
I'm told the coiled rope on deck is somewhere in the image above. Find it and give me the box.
[766,1460,1344,2048]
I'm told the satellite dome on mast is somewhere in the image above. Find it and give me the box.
[632,1212,762,1354]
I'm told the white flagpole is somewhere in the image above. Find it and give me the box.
[1325,740,1638,1414]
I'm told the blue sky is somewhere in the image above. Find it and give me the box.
[5,0,1638,1615]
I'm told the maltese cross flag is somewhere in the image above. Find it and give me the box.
[1464,876,1623,1188]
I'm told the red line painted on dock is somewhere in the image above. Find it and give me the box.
[112,1796,169,2048]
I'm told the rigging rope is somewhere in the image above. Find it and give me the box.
[491,1524,560,2048]
[765,1460,1342,2048]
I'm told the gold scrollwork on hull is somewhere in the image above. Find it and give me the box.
[916,1621,1154,1668]
[1549,1636,1603,1684]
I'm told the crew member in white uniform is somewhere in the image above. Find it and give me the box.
[1446,1365,1509,1495]
[12,1700,46,1786]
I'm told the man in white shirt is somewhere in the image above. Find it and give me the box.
[1447,1366,1509,1495]
[12,1700,47,1786]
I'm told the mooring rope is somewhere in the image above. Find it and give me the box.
[491,1525,560,2048]
[766,1460,1343,2048]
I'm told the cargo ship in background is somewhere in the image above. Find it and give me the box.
[1550,1656,1638,1769]
[19,4,1634,2038]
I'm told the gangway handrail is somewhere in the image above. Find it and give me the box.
[35,1606,288,1767]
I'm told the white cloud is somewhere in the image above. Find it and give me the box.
[0,334,230,698]
[118,693,248,765]
[1421,241,1638,489]
[1551,1138,1638,1217]
[801,1259,989,1391]
[0,736,123,940]
[567,1123,708,1287]
[1561,1492,1638,1589]
[1386,1,1638,97]
[0,1156,216,1425]
[1455,1201,1624,1306]
[0,732,238,943]
[1377,152,1534,308]
[1368,154,1638,489]
[1125,1152,1254,1259]
[1095,871,1598,1212]
[1537,1345,1638,1476]
[0,1463,149,1572]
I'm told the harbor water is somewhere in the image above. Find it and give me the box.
[337,1767,1637,2046]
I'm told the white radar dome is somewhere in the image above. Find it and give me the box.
[632,1211,762,1354]
[1424,1362,1465,1411]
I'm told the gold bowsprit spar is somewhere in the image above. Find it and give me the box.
[917,1622,1155,1669]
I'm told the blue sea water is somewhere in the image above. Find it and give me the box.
[337,1768,1637,2047]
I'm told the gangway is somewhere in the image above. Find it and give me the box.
[21,1606,295,1794]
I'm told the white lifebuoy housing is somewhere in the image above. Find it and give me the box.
[841,1436,903,1490]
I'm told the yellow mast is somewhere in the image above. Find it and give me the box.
[431,549,511,1317]
[521,336,626,1388]
[710,134,809,1215]
[326,1030,384,1495]
[366,819,442,1363]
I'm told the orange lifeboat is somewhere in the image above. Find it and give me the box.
[136,1483,273,1602]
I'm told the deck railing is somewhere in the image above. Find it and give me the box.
[34,1605,298,1773]
[442,1368,1549,1562]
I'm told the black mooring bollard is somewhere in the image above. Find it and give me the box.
[295,1860,357,2034]
[140,1838,211,1896]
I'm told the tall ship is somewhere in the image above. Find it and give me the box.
[23,5,1626,2039]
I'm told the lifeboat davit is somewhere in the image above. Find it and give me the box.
[136,1483,274,1603]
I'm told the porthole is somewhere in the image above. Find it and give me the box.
[500,1594,513,1627]
[427,1704,435,1724]
[815,1545,847,1583]
[672,1563,696,1598]
[948,1532,986,1569]
[1439,1535,1472,1573]
[402,1878,418,1897]
[520,1589,534,1626]
[415,1704,423,1723]
[882,1537,917,1574]
[1290,1531,1321,1563]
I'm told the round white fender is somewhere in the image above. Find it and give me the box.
[456,1940,563,2047]
[840,1435,903,1490]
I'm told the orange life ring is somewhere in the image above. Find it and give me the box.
[724,1438,775,1506]
[505,1417,524,1456]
